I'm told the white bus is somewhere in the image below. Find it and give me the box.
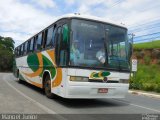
[13,14,133,99]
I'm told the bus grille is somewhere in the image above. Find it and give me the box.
[88,79,119,83]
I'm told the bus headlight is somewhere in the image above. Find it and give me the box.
[70,76,89,82]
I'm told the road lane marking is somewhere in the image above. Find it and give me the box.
[4,74,160,114]
[112,99,160,113]
[3,78,67,120]
[4,79,56,114]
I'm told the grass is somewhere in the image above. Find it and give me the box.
[130,64,160,93]
[131,40,160,93]
[133,40,160,50]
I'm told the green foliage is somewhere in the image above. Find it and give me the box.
[129,40,160,92]
[133,40,160,50]
[0,37,14,51]
[0,36,15,72]
[155,83,160,93]
[142,83,155,91]
[134,51,145,59]
[130,64,160,93]
[157,60,160,65]
[144,56,151,65]
[151,49,160,59]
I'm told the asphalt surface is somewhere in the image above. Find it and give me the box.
[0,73,160,120]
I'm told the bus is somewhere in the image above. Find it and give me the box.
[13,14,133,99]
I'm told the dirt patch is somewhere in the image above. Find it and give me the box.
[133,48,160,65]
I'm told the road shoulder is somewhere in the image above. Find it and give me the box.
[129,90,160,99]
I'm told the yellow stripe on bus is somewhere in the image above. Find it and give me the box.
[46,50,63,88]
[46,50,56,65]
[52,68,62,88]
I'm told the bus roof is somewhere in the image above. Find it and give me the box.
[56,13,127,29]
[16,14,127,48]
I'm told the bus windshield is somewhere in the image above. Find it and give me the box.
[70,19,130,71]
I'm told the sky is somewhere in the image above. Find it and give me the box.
[0,0,160,46]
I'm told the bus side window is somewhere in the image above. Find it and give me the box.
[55,26,62,66]
[55,24,69,66]
[30,38,34,52]
[62,24,69,44]
[43,29,48,49]
[37,33,42,51]
[27,40,31,53]
[59,24,69,66]
[34,36,38,51]
[18,47,20,56]
[23,43,25,55]
[17,48,18,56]
[45,24,56,48]
[16,48,18,57]
[21,44,24,56]
[52,25,57,47]
[24,42,28,55]
[46,27,53,48]
[33,37,36,52]
[17,48,19,56]
[23,44,25,55]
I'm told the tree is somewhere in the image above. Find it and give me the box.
[0,36,15,72]
[0,36,15,51]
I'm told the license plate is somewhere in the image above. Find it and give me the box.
[98,88,108,93]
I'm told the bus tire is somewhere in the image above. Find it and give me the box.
[44,75,54,99]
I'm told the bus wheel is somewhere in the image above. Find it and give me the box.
[44,75,54,99]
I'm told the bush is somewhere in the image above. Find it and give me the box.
[129,68,144,90]
[0,50,14,72]
[130,64,160,93]
[135,51,145,59]
[0,36,14,72]
[142,83,155,91]
[155,83,160,93]
[144,56,151,65]
[157,60,160,65]
[151,49,160,59]
[129,77,142,90]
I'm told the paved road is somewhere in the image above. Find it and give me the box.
[0,73,160,120]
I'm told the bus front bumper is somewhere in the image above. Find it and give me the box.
[65,82,129,99]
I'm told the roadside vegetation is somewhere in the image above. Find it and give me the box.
[0,36,15,72]
[133,40,160,50]
[130,40,160,93]
[130,64,160,93]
